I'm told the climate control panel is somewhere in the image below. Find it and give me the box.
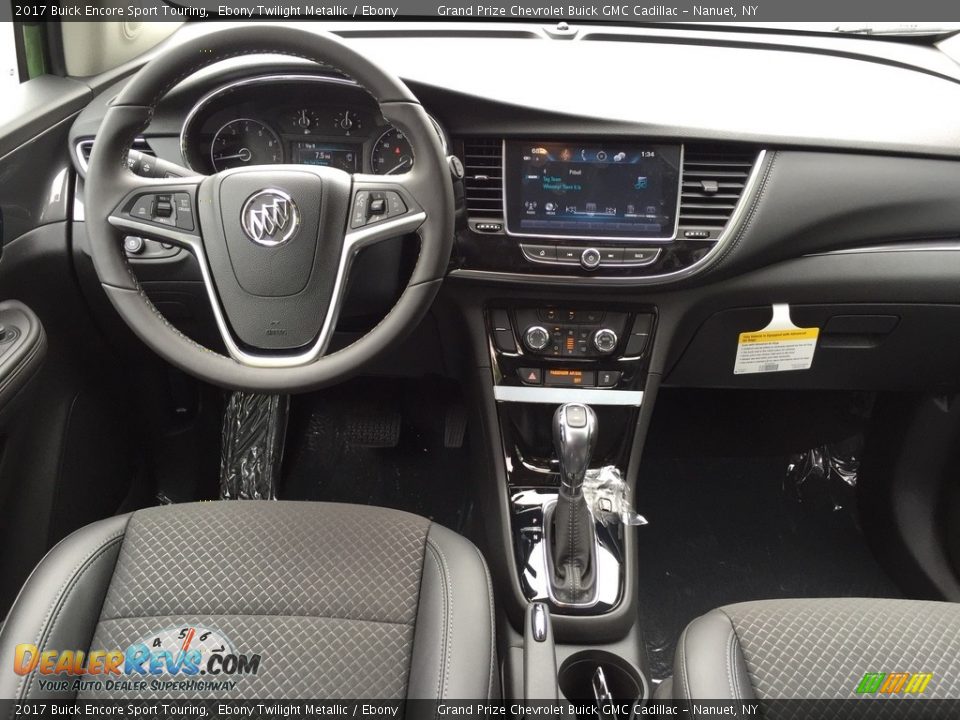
[487,305,656,394]
[512,308,628,359]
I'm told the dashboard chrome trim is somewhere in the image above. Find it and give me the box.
[502,140,685,244]
[493,385,643,406]
[452,149,768,286]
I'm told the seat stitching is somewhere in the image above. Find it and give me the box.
[424,539,450,706]
[426,536,454,701]
[18,533,125,702]
[471,543,496,700]
[725,626,737,700]
[678,625,692,701]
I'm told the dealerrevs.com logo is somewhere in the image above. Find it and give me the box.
[13,626,261,693]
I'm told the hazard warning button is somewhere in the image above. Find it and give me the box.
[518,368,543,386]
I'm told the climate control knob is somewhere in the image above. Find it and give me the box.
[524,325,551,352]
[593,328,618,354]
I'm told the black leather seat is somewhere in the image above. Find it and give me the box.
[0,501,496,700]
[658,597,960,701]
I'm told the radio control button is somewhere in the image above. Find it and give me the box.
[622,248,662,266]
[599,248,623,265]
[581,248,602,270]
[556,247,581,263]
[521,244,556,262]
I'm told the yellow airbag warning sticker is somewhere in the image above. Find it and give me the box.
[734,304,820,375]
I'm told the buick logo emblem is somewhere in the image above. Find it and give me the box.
[241,189,299,247]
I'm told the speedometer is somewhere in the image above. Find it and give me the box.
[210,118,283,171]
[371,128,414,175]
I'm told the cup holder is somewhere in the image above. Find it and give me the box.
[558,650,649,717]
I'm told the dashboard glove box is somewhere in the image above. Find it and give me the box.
[666,303,960,391]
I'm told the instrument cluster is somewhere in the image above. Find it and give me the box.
[181,76,441,176]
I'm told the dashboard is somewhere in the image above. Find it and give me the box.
[179,75,447,176]
[60,22,960,397]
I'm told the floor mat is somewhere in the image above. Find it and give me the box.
[280,377,472,531]
[636,453,901,681]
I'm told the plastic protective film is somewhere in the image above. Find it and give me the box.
[785,435,861,511]
[582,465,648,527]
[220,392,290,500]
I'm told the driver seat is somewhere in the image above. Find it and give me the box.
[0,501,496,700]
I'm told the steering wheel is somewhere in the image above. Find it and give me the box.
[85,25,454,392]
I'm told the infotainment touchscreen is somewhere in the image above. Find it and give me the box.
[503,141,682,241]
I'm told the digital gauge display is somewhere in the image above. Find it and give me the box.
[291,142,360,172]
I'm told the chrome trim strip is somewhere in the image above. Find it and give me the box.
[456,149,768,286]
[808,241,960,256]
[109,209,426,369]
[502,140,684,244]
[493,385,643,406]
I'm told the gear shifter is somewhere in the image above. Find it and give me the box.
[549,403,599,606]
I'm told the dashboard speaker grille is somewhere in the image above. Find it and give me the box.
[460,138,503,219]
[679,144,758,230]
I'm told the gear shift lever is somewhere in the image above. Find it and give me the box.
[554,403,597,497]
[549,403,599,606]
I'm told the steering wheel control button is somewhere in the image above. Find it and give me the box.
[385,191,407,217]
[593,328,619,353]
[130,195,154,220]
[351,190,370,228]
[524,325,551,352]
[173,193,194,231]
[126,192,195,231]
[521,244,556,262]
[368,193,387,218]
[597,370,621,387]
[518,367,543,386]
[124,237,146,255]
[622,248,662,266]
[580,247,602,270]
[153,195,174,218]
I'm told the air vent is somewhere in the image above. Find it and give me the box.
[76,137,155,172]
[679,144,758,231]
[460,138,503,219]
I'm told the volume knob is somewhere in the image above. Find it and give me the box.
[593,328,618,354]
[524,325,551,352]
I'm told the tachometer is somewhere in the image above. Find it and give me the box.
[371,128,414,175]
[210,118,282,171]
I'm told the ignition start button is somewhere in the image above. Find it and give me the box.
[580,247,601,270]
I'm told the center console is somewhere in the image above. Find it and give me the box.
[486,303,655,618]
